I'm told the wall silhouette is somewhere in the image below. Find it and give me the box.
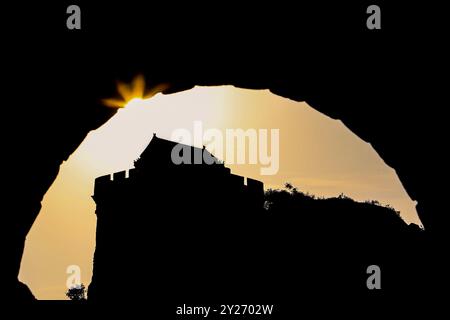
[87,136,429,311]
[88,135,264,301]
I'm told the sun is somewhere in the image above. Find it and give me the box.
[125,97,147,109]
[101,75,168,108]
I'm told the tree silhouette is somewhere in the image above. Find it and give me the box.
[66,284,86,301]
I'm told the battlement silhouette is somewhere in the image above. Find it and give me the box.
[93,134,264,213]
[95,168,263,196]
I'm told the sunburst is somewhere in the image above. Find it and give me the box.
[102,75,169,108]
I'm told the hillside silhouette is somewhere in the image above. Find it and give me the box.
[265,183,421,235]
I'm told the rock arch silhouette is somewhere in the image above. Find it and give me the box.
[5,2,443,301]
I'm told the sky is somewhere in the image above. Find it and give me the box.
[19,86,419,299]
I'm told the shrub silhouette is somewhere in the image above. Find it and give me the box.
[66,284,86,301]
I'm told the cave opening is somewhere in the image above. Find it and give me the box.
[18,86,420,299]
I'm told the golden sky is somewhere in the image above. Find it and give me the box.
[19,86,419,299]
